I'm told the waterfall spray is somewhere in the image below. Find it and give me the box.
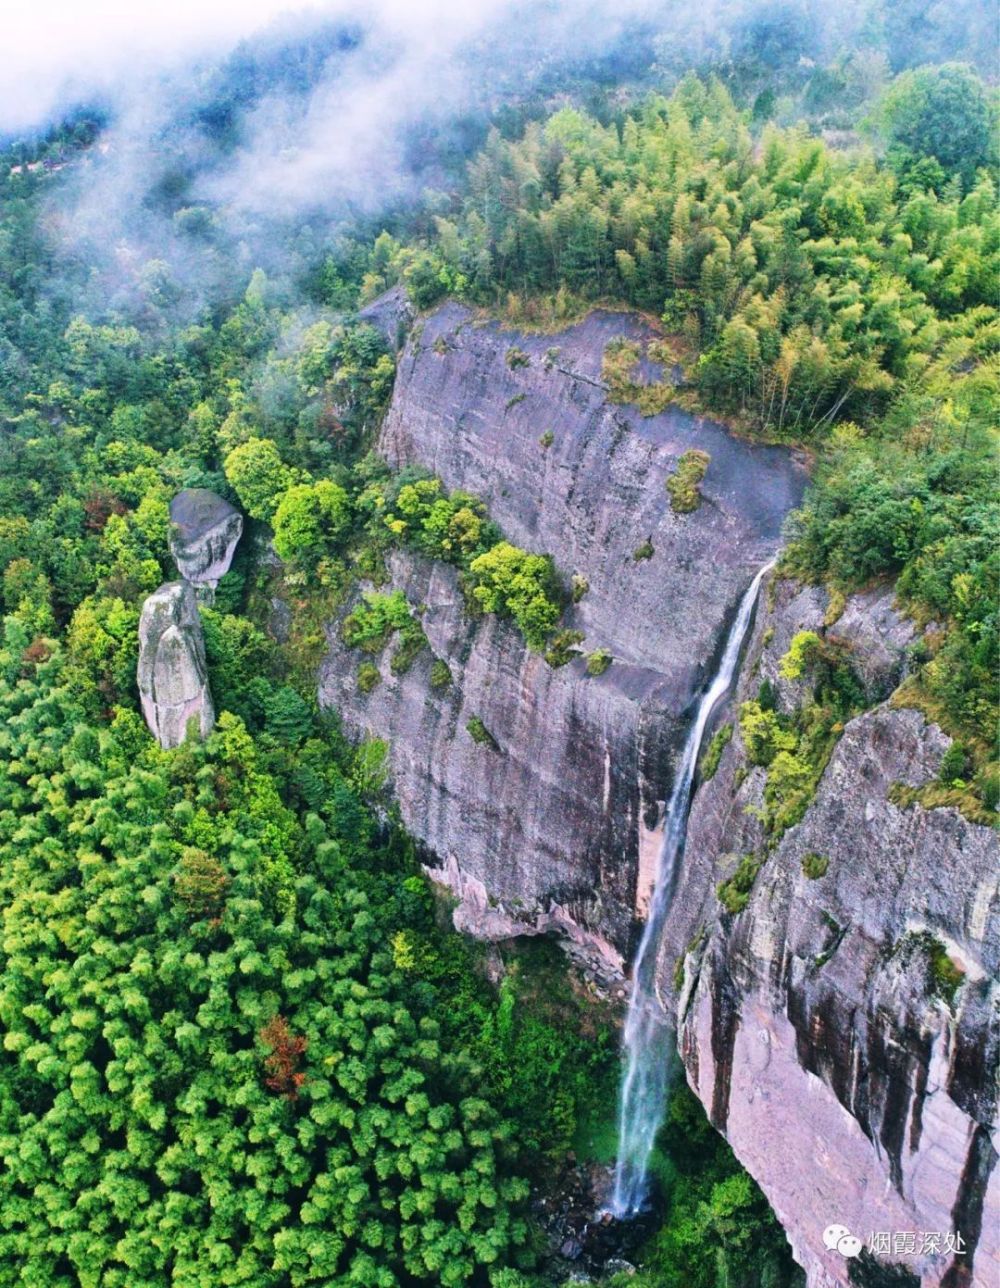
[609,561,773,1218]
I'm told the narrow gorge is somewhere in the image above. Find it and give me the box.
[320,299,998,1288]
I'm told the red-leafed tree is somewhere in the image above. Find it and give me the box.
[259,1015,308,1100]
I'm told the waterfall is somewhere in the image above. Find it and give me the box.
[609,561,772,1218]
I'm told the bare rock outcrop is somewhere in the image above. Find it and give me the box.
[137,581,215,749]
[168,488,243,590]
[659,577,999,1288]
[319,303,806,968]
[317,298,997,1283]
[358,284,415,352]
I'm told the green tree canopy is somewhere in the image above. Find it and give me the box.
[224,437,295,522]
[272,480,353,569]
[875,63,997,180]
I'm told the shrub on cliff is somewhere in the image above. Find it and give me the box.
[666,450,711,513]
[468,542,561,650]
[717,853,764,914]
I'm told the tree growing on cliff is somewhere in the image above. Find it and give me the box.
[223,436,295,521]
[272,479,353,569]
[467,541,561,649]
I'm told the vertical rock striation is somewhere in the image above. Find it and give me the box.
[137,580,215,749]
[320,301,806,968]
[661,576,999,1288]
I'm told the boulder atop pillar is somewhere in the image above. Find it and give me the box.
[168,488,243,588]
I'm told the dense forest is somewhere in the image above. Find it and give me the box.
[0,3,996,1285]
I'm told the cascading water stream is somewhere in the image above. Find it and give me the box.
[609,561,773,1218]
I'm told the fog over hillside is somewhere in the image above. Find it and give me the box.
[7,0,994,319]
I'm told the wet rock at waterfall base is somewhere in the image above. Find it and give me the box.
[537,1160,658,1281]
[137,581,214,749]
[168,488,243,588]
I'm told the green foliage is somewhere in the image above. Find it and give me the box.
[272,479,353,570]
[466,715,499,750]
[544,628,584,668]
[633,539,654,562]
[801,851,830,879]
[200,608,276,729]
[173,847,230,918]
[468,542,561,650]
[585,648,612,676]
[263,684,315,742]
[778,631,823,680]
[223,436,294,521]
[356,471,563,651]
[875,63,996,181]
[927,938,965,1005]
[757,677,778,710]
[429,658,452,689]
[763,750,816,835]
[603,338,641,398]
[357,660,381,693]
[571,574,589,603]
[717,854,764,914]
[342,590,426,672]
[631,1085,803,1288]
[602,337,673,415]
[379,476,495,565]
[739,701,796,767]
[700,723,733,780]
[505,346,530,369]
[539,430,554,449]
[666,450,711,513]
[887,776,996,828]
[424,75,999,440]
[786,441,997,754]
[939,739,970,784]
[898,931,967,1007]
[0,640,545,1285]
[323,322,396,437]
[741,631,866,836]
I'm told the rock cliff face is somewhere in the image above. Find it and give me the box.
[137,580,215,749]
[660,576,999,1288]
[319,302,806,968]
[318,299,996,1285]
